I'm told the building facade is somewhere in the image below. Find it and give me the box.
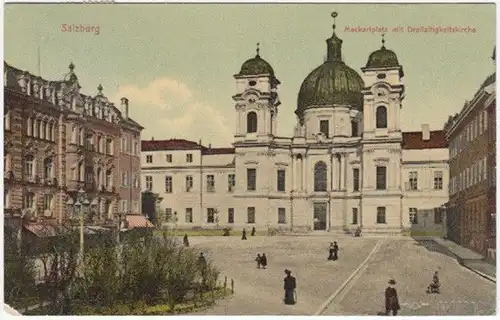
[141,16,449,234]
[444,49,496,258]
[4,62,143,232]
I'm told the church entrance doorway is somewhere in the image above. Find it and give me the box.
[313,202,327,231]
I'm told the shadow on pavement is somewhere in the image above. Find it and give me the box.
[411,239,457,260]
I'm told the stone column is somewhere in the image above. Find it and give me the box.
[302,155,308,192]
[291,154,296,191]
[340,154,346,190]
[330,153,334,191]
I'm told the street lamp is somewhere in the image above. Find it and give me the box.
[67,188,90,263]
[173,211,178,236]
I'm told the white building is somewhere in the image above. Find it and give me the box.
[141,17,449,234]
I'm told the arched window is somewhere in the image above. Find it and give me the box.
[41,121,47,140]
[314,161,328,192]
[24,155,34,178]
[376,106,387,129]
[43,158,53,180]
[247,111,258,133]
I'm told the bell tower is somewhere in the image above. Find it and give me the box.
[233,43,281,144]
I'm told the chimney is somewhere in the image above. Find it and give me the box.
[208,143,212,149]
[421,124,430,141]
[151,137,155,141]
[120,97,129,120]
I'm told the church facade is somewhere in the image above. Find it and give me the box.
[141,16,449,234]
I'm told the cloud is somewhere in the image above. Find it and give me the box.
[113,77,233,147]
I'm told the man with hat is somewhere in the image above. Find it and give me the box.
[283,269,297,305]
[385,279,400,316]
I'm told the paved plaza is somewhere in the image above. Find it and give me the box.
[187,235,496,315]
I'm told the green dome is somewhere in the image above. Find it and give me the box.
[366,47,400,69]
[296,61,364,120]
[238,54,275,76]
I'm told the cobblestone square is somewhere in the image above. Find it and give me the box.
[187,235,496,315]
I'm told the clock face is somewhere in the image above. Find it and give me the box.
[249,80,257,86]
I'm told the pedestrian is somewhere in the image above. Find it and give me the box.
[427,271,440,294]
[261,253,267,269]
[251,226,256,236]
[183,233,190,247]
[332,241,339,260]
[354,226,362,237]
[242,228,247,240]
[255,254,262,269]
[283,269,296,305]
[385,279,400,316]
[328,242,335,260]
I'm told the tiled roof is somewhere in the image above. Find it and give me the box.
[202,147,235,155]
[402,130,448,150]
[125,214,154,229]
[141,139,202,151]
[25,223,72,238]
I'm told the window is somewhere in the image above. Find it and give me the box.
[247,207,256,223]
[96,136,102,153]
[409,208,418,224]
[106,170,112,188]
[27,118,33,136]
[376,106,387,129]
[351,121,358,137]
[121,172,128,187]
[185,208,193,223]
[314,161,328,191]
[228,208,234,223]
[146,155,153,163]
[43,194,53,211]
[165,208,172,222]
[352,208,358,224]
[432,171,443,190]
[247,111,258,133]
[206,175,215,192]
[145,175,153,190]
[228,174,235,192]
[106,138,113,155]
[247,168,257,191]
[43,158,53,180]
[165,154,172,163]
[278,207,286,224]
[207,208,215,223]
[319,120,329,137]
[86,167,94,185]
[434,208,443,224]
[353,168,360,191]
[4,189,10,208]
[376,207,386,224]
[121,137,126,152]
[133,141,138,155]
[86,134,93,151]
[277,169,286,192]
[4,110,10,131]
[23,193,34,209]
[186,154,193,163]
[376,166,387,190]
[165,176,173,193]
[35,119,41,138]
[409,171,418,190]
[41,121,47,139]
[185,175,193,191]
[24,155,34,179]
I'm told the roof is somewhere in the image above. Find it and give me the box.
[125,214,155,229]
[141,139,235,155]
[25,223,72,238]
[202,147,235,155]
[238,53,275,77]
[142,139,202,151]
[402,130,448,150]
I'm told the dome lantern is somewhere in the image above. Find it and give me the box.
[365,34,403,73]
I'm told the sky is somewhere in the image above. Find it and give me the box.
[4,3,496,147]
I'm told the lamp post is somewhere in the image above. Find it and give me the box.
[68,188,90,262]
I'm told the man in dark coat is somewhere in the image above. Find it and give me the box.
[242,228,247,240]
[283,269,296,305]
[332,241,339,260]
[328,242,335,260]
[255,254,262,269]
[183,233,190,247]
[261,253,267,269]
[251,226,256,236]
[427,271,440,294]
[385,279,400,316]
